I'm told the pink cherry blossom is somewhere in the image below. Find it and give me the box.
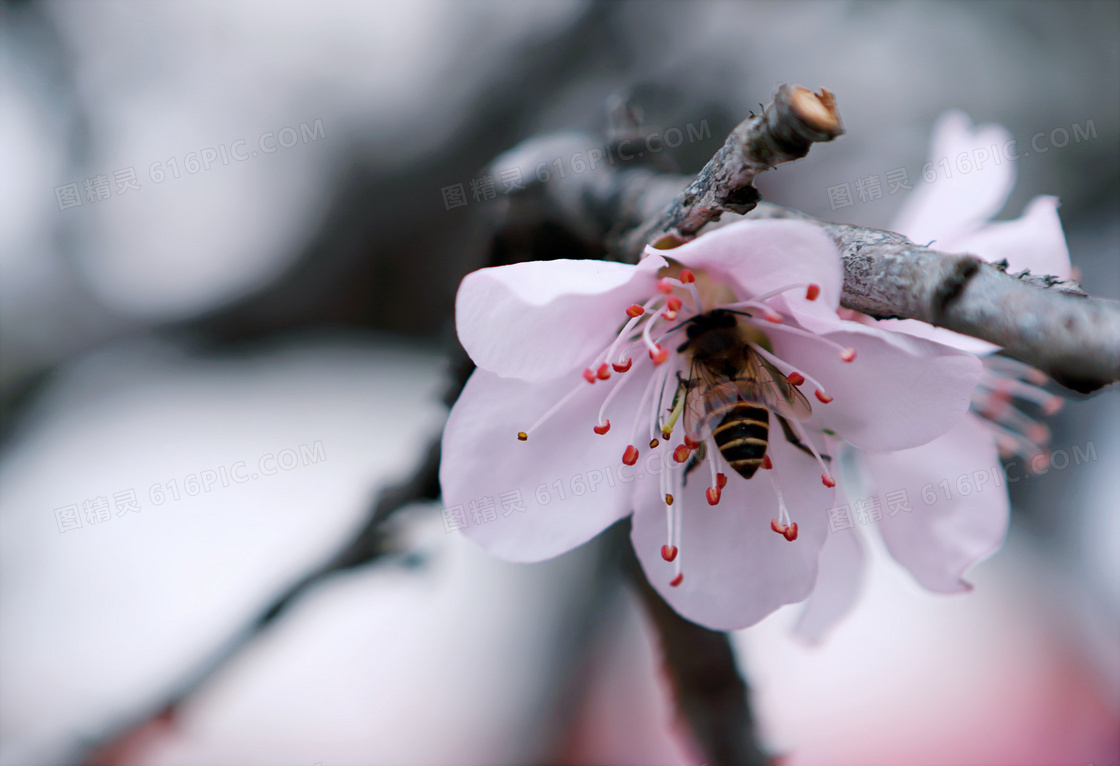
[441,218,981,630]
[797,113,1072,641]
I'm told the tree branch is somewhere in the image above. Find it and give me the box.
[495,86,1120,393]
[739,202,1119,393]
[618,84,843,255]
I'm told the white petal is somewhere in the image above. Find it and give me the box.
[946,195,1072,279]
[874,318,1000,357]
[629,433,835,630]
[440,365,652,562]
[455,256,665,382]
[669,219,844,330]
[767,320,982,452]
[793,523,866,644]
[863,415,1010,592]
[891,111,1014,246]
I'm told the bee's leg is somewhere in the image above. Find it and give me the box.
[776,415,831,462]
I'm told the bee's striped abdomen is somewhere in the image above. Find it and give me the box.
[712,402,769,479]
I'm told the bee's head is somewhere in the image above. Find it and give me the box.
[685,309,737,340]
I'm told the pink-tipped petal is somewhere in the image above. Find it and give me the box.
[891,111,1015,246]
[768,319,982,452]
[948,195,1072,279]
[456,255,666,382]
[441,365,648,563]
[863,414,1010,593]
[875,318,1001,357]
[629,434,834,630]
[882,197,1072,357]
[793,521,866,644]
[666,219,844,329]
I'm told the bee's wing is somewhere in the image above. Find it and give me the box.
[740,349,813,421]
[681,362,744,439]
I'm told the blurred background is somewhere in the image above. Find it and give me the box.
[1,2,1117,764]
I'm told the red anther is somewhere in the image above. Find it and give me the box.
[673,444,691,463]
[806,283,821,301]
[1031,450,1051,472]
[612,359,633,373]
[783,522,799,542]
[706,486,721,506]
[822,473,836,488]
[771,519,788,535]
[583,368,597,384]
[762,454,773,470]
[679,269,696,284]
[665,493,674,506]
[657,278,674,294]
[670,573,684,587]
[815,389,834,404]
[650,346,669,365]
[1028,424,1050,444]
[716,473,728,489]
[1042,397,1063,416]
[593,421,611,435]
[840,347,857,363]
[787,371,805,386]
[666,296,683,312]
[622,445,639,465]
[517,431,528,442]
[764,310,783,324]
[626,304,646,318]
[661,309,678,321]
[991,389,1014,404]
[684,435,701,450]
[661,544,678,562]
[596,363,611,380]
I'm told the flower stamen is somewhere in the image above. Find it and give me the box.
[763,467,797,541]
[749,344,834,404]
[768,322,858,363]
[519,379,588,440]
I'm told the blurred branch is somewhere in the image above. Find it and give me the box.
[622,523,770,766]
[495,85,1120,393]
[77,438,443,766]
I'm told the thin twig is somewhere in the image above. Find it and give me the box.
[492,86,1120,392]
[618,84,843,254]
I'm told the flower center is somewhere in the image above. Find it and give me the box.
[515,266,854,587]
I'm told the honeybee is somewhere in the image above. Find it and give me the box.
[677,310,813,479]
